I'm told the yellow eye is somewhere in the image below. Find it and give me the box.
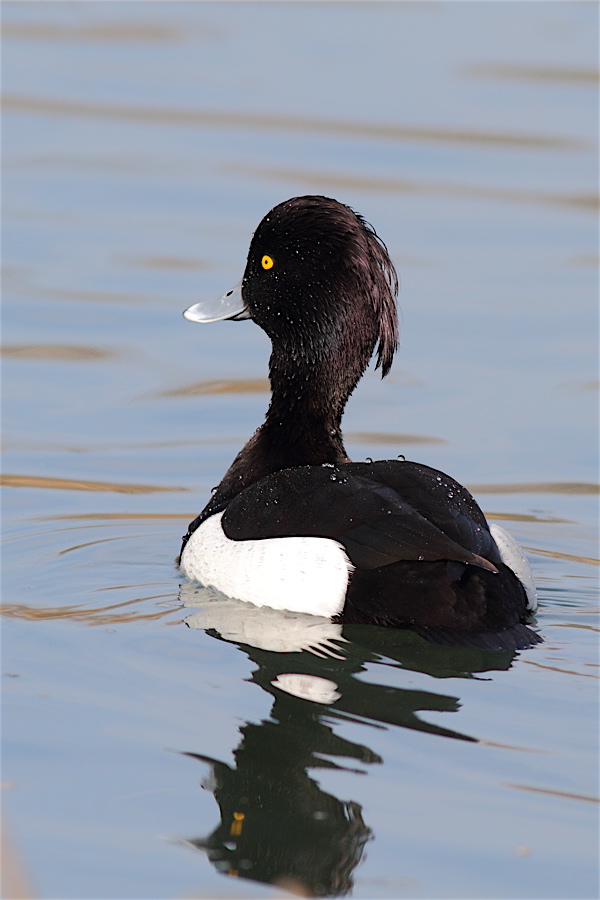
[261,255,274,270]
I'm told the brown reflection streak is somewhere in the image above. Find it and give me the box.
[48,512,191,521]
[467,64,600,85]
[2,22,180,43]
[478,740,547,754]
[522,547,599,566]
[129,255,210,271]
[1,95,586,151]
[1,523,178,546]
[486,511,571,524]
[58,535,144,555]
[506,783,600,804]
[0,820,36,900]
[550,623,600,633]
[92,583,173,592]
[554,378,600,394]
[6,437,237,453]
[0,595,180,626]
[568,257,600,270]
[1,344,110,360]
[1,474,186,494]
[226,164,598,212]
[523,660,599,679]
[163,378,270,397]
[41,286,161,305]
[468,482,599,495]
[347,431,446,446]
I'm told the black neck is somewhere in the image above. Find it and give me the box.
[195,317,378,527]
[202,346,360,516]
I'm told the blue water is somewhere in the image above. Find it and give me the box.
[2,3,598,898]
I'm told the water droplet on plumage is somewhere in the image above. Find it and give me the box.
[365,457,373,464]
[397,454,405,461]
[210,486,218,494]
[448,491,454,499]
[330,474,337,481]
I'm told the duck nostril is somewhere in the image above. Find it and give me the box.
[226,290,233,297]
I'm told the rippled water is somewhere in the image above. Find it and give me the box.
[2,3,598,899]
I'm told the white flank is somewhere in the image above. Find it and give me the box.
[489,523,537,610]
[181,582,346,657]
[180,512,354,618]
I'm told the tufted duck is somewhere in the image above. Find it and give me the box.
[179,196,539,650]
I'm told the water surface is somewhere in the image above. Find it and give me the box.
[2,3,598,899]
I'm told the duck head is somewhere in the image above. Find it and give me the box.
[185,196,398,391]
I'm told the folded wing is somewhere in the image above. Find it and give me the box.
[222,461,500,574]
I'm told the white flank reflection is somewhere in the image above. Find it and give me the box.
[271,673,341,704]
[180,581,346,657]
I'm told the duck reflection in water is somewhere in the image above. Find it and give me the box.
[175,584,523,897]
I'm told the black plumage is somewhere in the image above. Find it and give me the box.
[180,196,541,650]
